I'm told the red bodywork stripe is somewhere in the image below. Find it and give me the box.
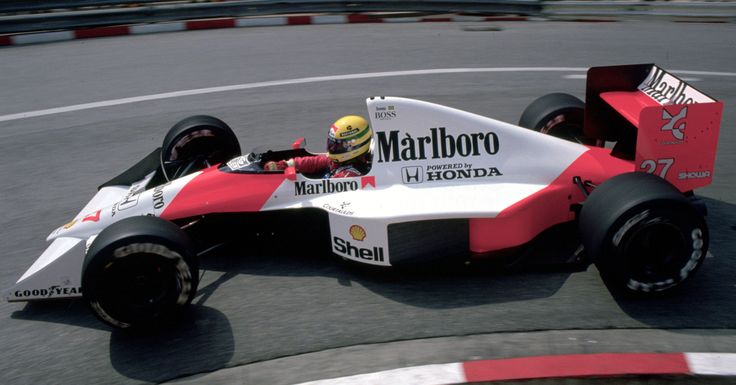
[161,168,286,220]
[469,147,633,253]
[463,353,689,382]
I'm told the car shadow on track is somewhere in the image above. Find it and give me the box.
[10,299,106,330]
[8,198,732,384]
[11,301,235,383]
[107,305,235,383]
[194,195,736,323]
[7,223,584,383]
[606,197,736,332]
[195,222,585,310]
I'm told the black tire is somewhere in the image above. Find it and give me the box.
[579,172,708,293]
[161,115,241,178]
[518,93,594,145]
[82,216,199,329]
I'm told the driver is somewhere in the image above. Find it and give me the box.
[264,115,372,178]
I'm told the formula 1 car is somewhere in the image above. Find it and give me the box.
[5,64,723,329]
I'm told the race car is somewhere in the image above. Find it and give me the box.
[5,64,723,329]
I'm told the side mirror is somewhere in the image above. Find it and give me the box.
[292,137,306,149]
[285,166,297,181]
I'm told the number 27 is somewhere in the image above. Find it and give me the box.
[640,158,674,178]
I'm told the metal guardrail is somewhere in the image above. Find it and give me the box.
[0,1,166,14]
[0,1,540,34]
[0,0,734,35]
[542,0,736,20]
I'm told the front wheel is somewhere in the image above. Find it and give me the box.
[579,172,708,293]
[82,216,199,329]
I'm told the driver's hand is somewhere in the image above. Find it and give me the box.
[264,160,288,171]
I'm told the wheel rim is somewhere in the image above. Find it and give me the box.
[622,220,689,287]
[94,253,182,324]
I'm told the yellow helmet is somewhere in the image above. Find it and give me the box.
[327,115,372,163]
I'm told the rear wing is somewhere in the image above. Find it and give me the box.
[584,64,723,192]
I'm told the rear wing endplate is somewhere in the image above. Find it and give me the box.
[585,64,723,192]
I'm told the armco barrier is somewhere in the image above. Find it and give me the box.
[0,0,541,34]
[0,0,164,14]
[0,14,528,46]
[1,0,734,40]
[542,0,736,22]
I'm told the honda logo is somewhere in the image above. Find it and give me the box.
[401,166,423,184]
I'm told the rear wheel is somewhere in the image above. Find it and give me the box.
[579,172,708,293]
[161,115,241,179]
[518,93,594,145]
[82,216,199,329]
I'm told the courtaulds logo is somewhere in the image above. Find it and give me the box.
[349,225,366,241]
[661,106,688,140]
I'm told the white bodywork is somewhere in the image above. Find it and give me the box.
[5,97,589,302]
[260,97,587,266]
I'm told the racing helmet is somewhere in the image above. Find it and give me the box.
[327,115,372,163]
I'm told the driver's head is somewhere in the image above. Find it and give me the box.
[327,115,372,164]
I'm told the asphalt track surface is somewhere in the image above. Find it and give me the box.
[0,20,735,384]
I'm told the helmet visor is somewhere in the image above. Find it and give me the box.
[327,136,356,155]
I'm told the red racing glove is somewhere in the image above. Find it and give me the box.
[264,160,288,171]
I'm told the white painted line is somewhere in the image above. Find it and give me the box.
[0,68,580,122]
[294,363,465,385]
[130,23,186,34]
[673,70,736,77]
[564,74,701,81]
[686,353,736,376]
[2,67,735,123]
[12,31,74,45]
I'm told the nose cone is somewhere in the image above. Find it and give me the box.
[45,185,134,242]
[46,208,108,242]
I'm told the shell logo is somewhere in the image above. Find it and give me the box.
[349,225,366,241]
